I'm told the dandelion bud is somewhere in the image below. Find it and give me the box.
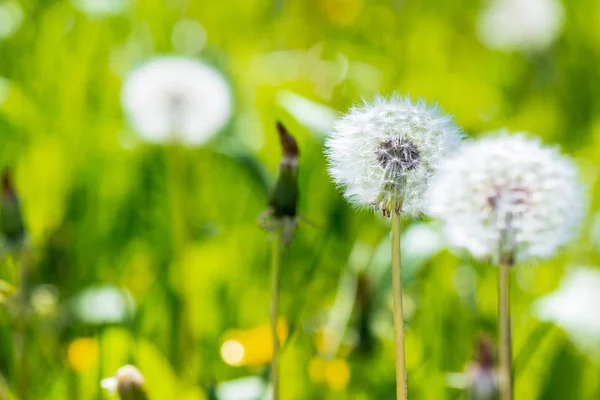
[260,122,300,244]
[427,133,585,264]
[269,122,299,217]
[101,365,148,400]
[465,337,499,400]
[325,95,463,217]
[1,169,26,246]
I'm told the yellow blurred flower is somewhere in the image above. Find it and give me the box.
[67,337,98,372]
[321,0,363,25]
[308,356,327,382]
[308,356,351,391]
[220,319,288,367]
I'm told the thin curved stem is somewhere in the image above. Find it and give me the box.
[498,262,513,400]
[391,213,407,400]
[270,228,281,400]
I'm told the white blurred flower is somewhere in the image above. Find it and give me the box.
[535,267,600,351]
[74,285,135,325]
[428,133,584,264]
[215,376,265,400]
[121,57,232,146]
[477,0,564,52]
[102,365,147,399]
[325,95,463,216]
[72,0,128,16]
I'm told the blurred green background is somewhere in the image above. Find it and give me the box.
[1,0,600,398]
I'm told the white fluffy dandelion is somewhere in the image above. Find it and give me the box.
[428,133,584,264]
[121,57,232,146]
[477,0,564,52]
[326,95,463,399]
[325,95,463,216]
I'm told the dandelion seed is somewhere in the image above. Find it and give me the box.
[428,132,585,264]
[477,0,564,52]
[121,57,232,146]
[325,94,463,217]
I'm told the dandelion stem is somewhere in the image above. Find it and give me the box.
[166,145,191,370]
[270,226,281,400]
[498,261,513,400]
[16,250,28,400]
[391,212,407,400]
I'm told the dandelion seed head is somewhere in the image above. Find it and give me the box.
[325,95,463,216]
[477,0,564,52]
[428,132,585,264]
[121,57,232,146]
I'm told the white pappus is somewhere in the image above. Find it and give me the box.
[427,132,585,264]
[121,56,232,147]
[325,95,464,217]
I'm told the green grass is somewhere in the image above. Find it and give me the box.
[0,0,599,398]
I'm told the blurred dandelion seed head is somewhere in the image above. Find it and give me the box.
[121,57,232,146]
[428,133,585,263]
[74,285,135,325]
[477,0,564,52]
[535,267,600,353]
[325,95,463,216]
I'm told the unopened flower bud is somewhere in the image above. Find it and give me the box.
[259,122,300,245]
[102,365,148,400]
[465,337,499,400]
[1,169,26,246]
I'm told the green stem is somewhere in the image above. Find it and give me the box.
[270,227,281,400]
[166,146,189,371]
[391,213,407,400]
[96,329,104,400]
[17,251,28,400]
[498,262,513,400]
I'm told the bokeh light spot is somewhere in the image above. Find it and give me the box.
[221,339,245,366]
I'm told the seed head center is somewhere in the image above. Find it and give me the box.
[376,139,420,173]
